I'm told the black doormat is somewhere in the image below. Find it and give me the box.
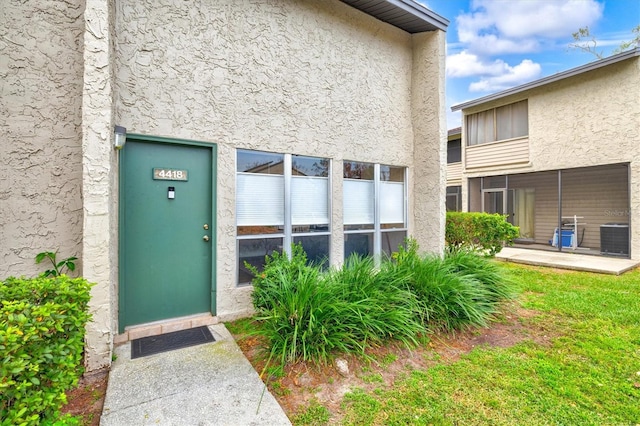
[131,326,215,359]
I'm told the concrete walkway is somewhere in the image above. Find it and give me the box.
[496,247,639,275]
[100,324,291,426]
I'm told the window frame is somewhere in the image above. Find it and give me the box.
[447,139,462,164]
[236,150,331,285]
[466,100,528,146]
[343,162,408,262]
[446,185,462,212]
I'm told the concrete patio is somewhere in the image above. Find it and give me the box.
[496,247,639,275]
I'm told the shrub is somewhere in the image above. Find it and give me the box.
[446,212,519,255]
[251,248,424,364]
[0,276,93,425]
[250,240,514,365]
[247,244,312,313]
[255,262,347,364]
[442,249,514,303]
[393,239,514,332]
[327,255,424,349]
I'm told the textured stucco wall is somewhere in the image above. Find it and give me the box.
[411,31,447,255]
[0,0,446,371]
[528,59,639,260]
[82,0,117,371]
[0,0,85,277]
[461,56,640,259]
[528,60,639,171]
[114,0,443,322]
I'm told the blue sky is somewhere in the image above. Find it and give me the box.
[419,0,640,129]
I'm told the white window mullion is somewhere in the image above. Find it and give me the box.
[403,167,408,226]
[374,163,381,265]
[284,154,292,258]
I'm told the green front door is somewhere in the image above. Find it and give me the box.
[120,139,215,331]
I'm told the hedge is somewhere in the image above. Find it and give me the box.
[0,276,93,426]
[446,212,519,255]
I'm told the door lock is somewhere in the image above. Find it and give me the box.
[203,235,210,242]
[203,224,209,230]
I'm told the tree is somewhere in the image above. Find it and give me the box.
[569,25,640,59]
[613,25,640,54]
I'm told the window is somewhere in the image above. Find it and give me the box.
[236,150,330,285]
[343,162,407,260]
[467,100,528,146]
[447,139,461,164]
[446,186,462,211]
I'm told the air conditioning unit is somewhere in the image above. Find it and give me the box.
[600,223,629,256]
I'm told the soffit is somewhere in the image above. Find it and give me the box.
[340,0,449,33]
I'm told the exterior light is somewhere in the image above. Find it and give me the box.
[114,125,127,150]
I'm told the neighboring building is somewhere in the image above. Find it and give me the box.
[1,0,449,371]
[452,48,640,260]
[446,127,462,211]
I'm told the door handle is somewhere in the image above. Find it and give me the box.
[203,235,210,242]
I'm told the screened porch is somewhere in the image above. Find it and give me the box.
[468,163,630,258]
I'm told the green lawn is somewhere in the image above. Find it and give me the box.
[335,264,640,425]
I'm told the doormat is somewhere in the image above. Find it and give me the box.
[131,326,215,359]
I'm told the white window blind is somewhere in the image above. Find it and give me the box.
[292,176,329,225]
[343,179,374,225]
[380,181,405,224]
[236,173,284,226]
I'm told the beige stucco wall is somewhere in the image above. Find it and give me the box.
[529,57,640,260]
[528,60,639,170]
[113,0,446,324]
[461,56,640,259]
[1,0,446,371]
[0,0,85,278]
[82,0,118,372]
[529,59,639,260]
[411,31,447,255]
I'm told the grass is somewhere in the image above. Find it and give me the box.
[337,264,640,425]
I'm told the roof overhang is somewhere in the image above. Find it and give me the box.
[340,0,449,33]
[448,127,461,137]
[452,47,640,112]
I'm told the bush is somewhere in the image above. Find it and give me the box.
[0,276,93,425]
[446,212,519,255]
[327,255,424,349]
[248,244,312,313]
[249,240,514,365]
[251,246,424,364]
[393,239,514,332]
[252,251,347,363]
[442,249,514,304]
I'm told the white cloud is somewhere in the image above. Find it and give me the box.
[457,0,604,55]
[468,59,542,92]
[447,50,509,77]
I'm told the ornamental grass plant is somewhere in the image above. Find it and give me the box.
[393,240,514,332]
[249,240,513,365]
[325,255,424,351]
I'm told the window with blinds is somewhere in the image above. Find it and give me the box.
[343,162,407,260]
[236,150,330,285]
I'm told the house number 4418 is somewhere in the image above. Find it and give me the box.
[153,168,188,181]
